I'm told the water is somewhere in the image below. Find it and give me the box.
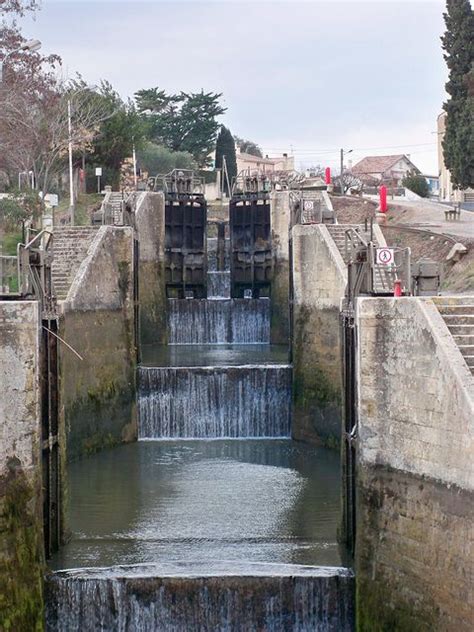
[207,237,230,271]
[168,298,270,344]
[208,271,231,298]
[140,343,289,367]
[138,365,292,438]
[46,562,354,631]
[50,440,342,570]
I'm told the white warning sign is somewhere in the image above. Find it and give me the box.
[376,247,394,265]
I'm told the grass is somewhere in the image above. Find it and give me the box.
[54,193,103,226]
[1,230,23,255]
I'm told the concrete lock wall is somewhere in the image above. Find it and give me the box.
[134,192,166,346]
[0,301,44,629]
[59,226,136,462]
[291,223,347,446]
[270,191,291,344]
[356,297,474,630]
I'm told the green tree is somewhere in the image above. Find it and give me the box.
[402,173,430,198]
[234,136,263,157]
[441,0,474,189]
[86,81,146,187]
[135,88,225,167]
[215,125,237,195]
[137,142,196,176]
[0,189,40,232]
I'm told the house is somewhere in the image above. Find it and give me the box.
[236,149,295,175]
[352,154,420,187]
[422,175,439,196]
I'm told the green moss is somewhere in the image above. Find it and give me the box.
[0,463,44,631]
[82,432,120,456]
[356,576,433,631]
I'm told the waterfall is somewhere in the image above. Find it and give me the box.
[207,237,230,272]
[46,563,355,631]
[208,271,231,299]
[168,298,270,344]
[138,365,292,438]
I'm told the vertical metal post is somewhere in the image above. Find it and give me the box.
[68,100,75,225]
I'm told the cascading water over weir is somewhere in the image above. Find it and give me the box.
[46,184,354,630]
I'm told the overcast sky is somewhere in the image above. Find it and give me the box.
[21,1,454,173]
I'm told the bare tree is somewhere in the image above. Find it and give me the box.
[0,78,112,200]
[333,171,363,195]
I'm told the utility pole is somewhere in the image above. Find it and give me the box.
[132,139,138,189]
[340,148,344,195]
[340,148,353,195]
[68,100,75,225]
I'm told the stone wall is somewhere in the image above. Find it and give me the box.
[291,224,347,446]
[59,226,136,461]
[0,301,44,629]
[270,191,291,344]
[134,192,166,345]
[356,297,474,630]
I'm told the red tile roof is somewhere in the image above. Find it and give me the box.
[352,154,408,175]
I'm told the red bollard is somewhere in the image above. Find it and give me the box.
[325,167,331,185]
[380,185,388,213]
[393,279,402,297]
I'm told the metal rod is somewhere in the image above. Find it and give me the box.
[42,326,83,361]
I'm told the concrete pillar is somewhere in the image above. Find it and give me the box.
[270,191,291,344]
[134,192,167,345]
[0,301,44,628]
[291,224,347,446]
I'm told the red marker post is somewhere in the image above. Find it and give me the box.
[393,279,402,297]
[380,185,388,213]
[325,167,331,185]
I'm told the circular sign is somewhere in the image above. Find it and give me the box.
[376,248,394,265]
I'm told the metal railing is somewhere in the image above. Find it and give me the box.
[1,229,55,313]
[344,227,411,305]
[150,169,205,196]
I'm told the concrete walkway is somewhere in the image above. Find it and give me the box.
[367,196,474,241]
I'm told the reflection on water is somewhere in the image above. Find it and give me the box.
[140,343,290,367]
[51,440,342,570]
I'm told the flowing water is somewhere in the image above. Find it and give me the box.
[168,298,271,344]
[46,562,354,631]
[47,221,353,630]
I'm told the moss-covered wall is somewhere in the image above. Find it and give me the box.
[356,298,474,630]
[59,228,136,462]
[0,302,44,630]
[291,225,347,447]
[0,463,44,631]
[356,464,473,631]
[135,192,167,345]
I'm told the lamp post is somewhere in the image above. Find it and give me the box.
[340,148,353,194]
[0,39,42,82]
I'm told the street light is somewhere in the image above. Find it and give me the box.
[340,148,353,194]
[0,39,42,82]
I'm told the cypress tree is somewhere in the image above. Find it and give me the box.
[441,0,474,189]
[215,126,237,195]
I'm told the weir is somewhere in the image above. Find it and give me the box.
[43,183,353,630]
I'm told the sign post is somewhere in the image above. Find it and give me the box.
[95,167,103,194]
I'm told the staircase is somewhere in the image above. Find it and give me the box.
[104,192,124,225]
[433,297,474,375]
[326,224,375,264]
[51,227,99,299]
[326,224,397,295]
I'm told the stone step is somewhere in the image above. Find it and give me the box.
[442,314,474,325]
[436,305,474,315]
[453,334,474,345]
[447,324,474,336]
[433,296,474,307]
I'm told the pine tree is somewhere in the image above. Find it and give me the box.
[215,126,237,195]
[441,0,474,189]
